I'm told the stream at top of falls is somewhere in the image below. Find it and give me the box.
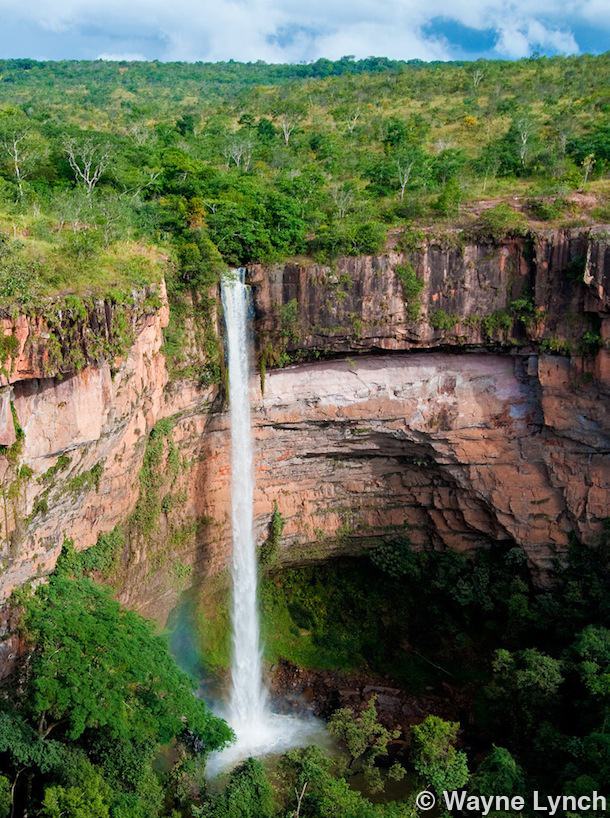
[206,269,327,778]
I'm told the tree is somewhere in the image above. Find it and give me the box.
[270,99,306,145]
[0,777,9,818]
[471,68,484,91]
[516,117,532,168]
[64,139,109,198]
[329,183,354,219]
[581,153,595,188]
[331,104,361,133]
[383,118,409,152]
[1,129,29,198]
[277,745,383,818]
[493,648,563,699]
[395,147,425,200]
[0,708,65,817]
[410,715,469,796]
[0,112,46,198]
[573,625,610,729]
[222,136,254,170]
[490,648,563,738]
[197,758,274,818]
[471,746,524,797]
[433,178,462,217]
[256,118,276,142]
[19,573,233,750]
[328,696,402,792]
[40,785,109,818]
[5,572,232,817]
[175,113,197,136]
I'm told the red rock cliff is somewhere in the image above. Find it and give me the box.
[0,228,607,633]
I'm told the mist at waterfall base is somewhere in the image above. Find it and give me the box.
[206,271,326,777]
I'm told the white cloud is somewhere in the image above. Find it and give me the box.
[495,17,579,58]
[495,25,532,58]
[0,0,601,62]
[526,19,579,53]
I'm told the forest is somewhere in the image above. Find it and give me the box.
[0,53,608,305]
[0,53,608,818]
[2,531,608,817]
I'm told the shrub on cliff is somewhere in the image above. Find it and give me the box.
[476,203,527,242]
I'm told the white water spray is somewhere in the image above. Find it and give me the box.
[207,270,326,775]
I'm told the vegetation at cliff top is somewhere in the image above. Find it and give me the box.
[0,54,608,307]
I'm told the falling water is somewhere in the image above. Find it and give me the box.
[207,270,327,775]
[222,268,267,740]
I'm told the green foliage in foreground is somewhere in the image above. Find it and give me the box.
[21,573,228,745]
[195,758,275,818]
[198,733,424,818]
[329,696,404,793]
[2,566,232,818]
[410,716,469,796]
[257,531,610,807]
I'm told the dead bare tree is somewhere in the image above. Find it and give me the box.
[397,157,416,201]
[344,106,361,133]
[582,153,595,189]
[1,129,30,198]
[279,114,298,145]
[222,137,254,170]
[291,782,308,818]
[64,139,109,198]
[330,185,353,219]
[128,123,149,145]
[471,68,484,91]
[516,119,532,168]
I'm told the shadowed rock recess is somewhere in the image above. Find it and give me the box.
[0,228,608,638]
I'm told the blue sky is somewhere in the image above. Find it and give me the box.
[0,0,607,62]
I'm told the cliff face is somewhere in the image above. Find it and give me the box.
[0,228,607,634]
[252,352,607,573]
[251,227,608,361]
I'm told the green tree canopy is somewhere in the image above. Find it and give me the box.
[410,715,469,795]
[19,573,233,750]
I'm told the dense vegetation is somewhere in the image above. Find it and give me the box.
[0,53,608,310]
[0,551,233,818]
[193,530,610,815]
[268,534,610,809]
[3,531,608,816]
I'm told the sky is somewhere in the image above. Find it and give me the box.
[0,0,607,63]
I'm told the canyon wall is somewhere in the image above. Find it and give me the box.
[251,226,608,362]
[0,227,607,636]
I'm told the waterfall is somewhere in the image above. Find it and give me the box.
[221,268,268,739]
[207,269,327,775]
